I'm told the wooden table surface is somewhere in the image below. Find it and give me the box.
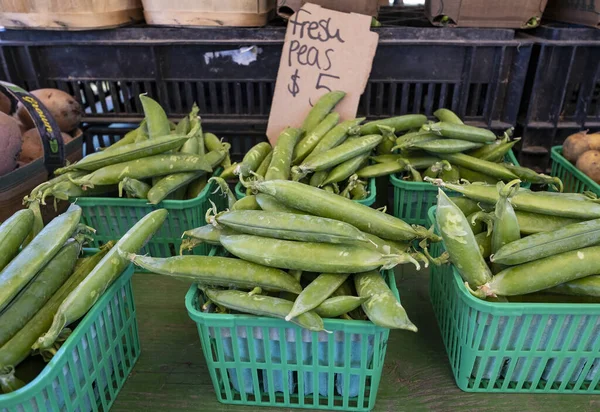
[112,266,600,412]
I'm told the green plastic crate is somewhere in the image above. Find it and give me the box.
[185,250,396,411]
[0,253,139,411]
[426,207,600,393]
[551,146,600,195]
[74,171,227,258]
[391,150,523,226]
[234,177,377,207]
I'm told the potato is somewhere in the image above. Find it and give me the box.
[0,112,22,175]
[576,150,600,184]
[19,128,75,164]
[562,130,600,163]
[0,91,11,115]
[17,88,82,133]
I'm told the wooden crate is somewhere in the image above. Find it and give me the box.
[142,0,276,27]
[0,0,143,30]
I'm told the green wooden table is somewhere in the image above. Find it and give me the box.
[112,266,600,412]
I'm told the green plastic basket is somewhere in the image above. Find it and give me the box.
[390,150,523,226]
[75,170,226,258]
[0,252,139,410]
[551,146,600,195]
[234,177,377,207]
[426,207,600,393]
[186,250,396,411]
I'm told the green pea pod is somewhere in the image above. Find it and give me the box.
[0,205,81,312]
[475,232,492,259]
[450,197,482,217]
[456,166,498,185]
[544,275,600,297]
[436,189,492,288]
[206,288,326,332]
[468,138,520,162]
[0,366,25,393]
[186,175,208,199]
[286,273,349,320]
[357,161,404,178]
[293,113,339,164]
[439,163,460,183]
[393,131,439,152]
[503,163,563,192]
[370,154,404,164]
[175,115,191,135]
[438,153,518,182]
[237,142,272,177]
[350,179,369,200]
[265,127,303,181]
[490,180,521,273]
[305,118,364,164]
[417,139,484,154]
[101,127,139,153]
[140,94,170,139]
[220,162,239,180]
[22,198,44,248]
[41,181,117,205]
[375,125,397,155]
[314,296,369,318]
[515,211,582,235]
[422,122,497,143]
[182,224,232,244]
[360,114,427,136]
[255,151,274,178]
[310,170,329,187]
[322,151,370,186]
[204,133,232,168]
[255,193,308,214]
[232,195,261,211]
[301,91,345,133]
[33,209,168,352]
[354,270,417,332]
[433,108,463,124]
[0,209,34,272]
[118,177,151,199]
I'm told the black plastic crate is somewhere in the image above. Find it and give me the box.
[0,7,531,131]
[517,22,600,169]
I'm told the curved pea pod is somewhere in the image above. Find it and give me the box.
[354,270,417,332]
[265,127,303,181]
[55,134,190,174]
[322,151,370,186]
[118,177,151,199]
[375,125,397,155]
[466,211,489,235]
[515,211,582,235]
[544,275,600,297]
[140,95,171,139]
[0,209,34,272]
[220,234,420,273]
[0,237,80,347]
[433,108,463,124]
[492,216,600,265]
[71,153,212,188]
[456,166,498,184]
[490,180,521,273]
[127,254,302,293]
[475,232,492,259]
[255,151,274,178]
[295,134,383,177]
[213,210,369,244]
[469,138,520,162]
[232,195,261,211]
[417,139,484,154]
[422,122,497,143]
[245,179,439,242]
[206,288,326,332]
[301,91,345,133]
[33,209,168,352]
[0,205,81,313]
[359,114,427,135]
[293,113,339,164]
[436,189,492,288]
[314,296,368,318]
[306,118,364,163]
[237,142,272,177]
[255,193,308,214]
[286,273,349,320]
[220,162,239,180]
[438,153,518,182]
[474,245,600,298]
[502,163,563,192]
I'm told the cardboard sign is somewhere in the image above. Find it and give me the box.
[277,0,380,17]
[267,3,378,143]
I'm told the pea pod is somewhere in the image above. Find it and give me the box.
[418,139,484,154]
[434,108,463,124]
[237,142,272,177]
[392,131,438,152]
[322,151,370,186]
[255,151,274,178]
[438,153,518,182]
[71,153,212,188]
[450,197,482,217]
[286,273,349,320]
[475,232,492,259]
[0,243,113,370]
[0,209,34,272]
[515,211,582,235]
[370,154,404,164]
[0,366,25,393]
[474,245,600,298]
[293,113,339,164]
[0,238,80,347]
[186,175,208,199]
[204,132,231,168]
[301,91,345,133]
[101,127,140,153]
[350,179,369,200]
[375,125,397,155]
[245,179,438,242]
[359,114,427,136]
[440,163,460,183]
[255,193,308,214]
[41,181,117,205]
[213,210,369,244]
[490,180,521,273]
[175,114,191,135]
[118,177,151,199]
[220,234,420,273]
[33,209,168,352]
[127,254,301,293]
[354,270,417,331]
[422,122,496,143]
[314,296,368,318]
[436,190,492,288]
[0,205,81,313]
[179,224,236,254]
[140,94,170,139]
[468,136,519,162]
[220,162,239,180]
[545,275,600,297]
[55,134,190,174]
[265,127,303,181]
[310,170,329,187]
[206,288,325,332]
[503,163,563,191]
[357,161,404,178]
[232,195,261,211]
[305,118,364,163]
[456,166,498,184]
[22,199,43,247]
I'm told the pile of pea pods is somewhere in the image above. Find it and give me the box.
[24,95,230,210]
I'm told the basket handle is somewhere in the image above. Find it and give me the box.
[0,81,65,174]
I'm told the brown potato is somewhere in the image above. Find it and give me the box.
[0,112,22,175]
[563,130,591,163]
[576,150,600,184]
[17,88,82,133]
[0,91,11,115]
[19,129,75,164]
